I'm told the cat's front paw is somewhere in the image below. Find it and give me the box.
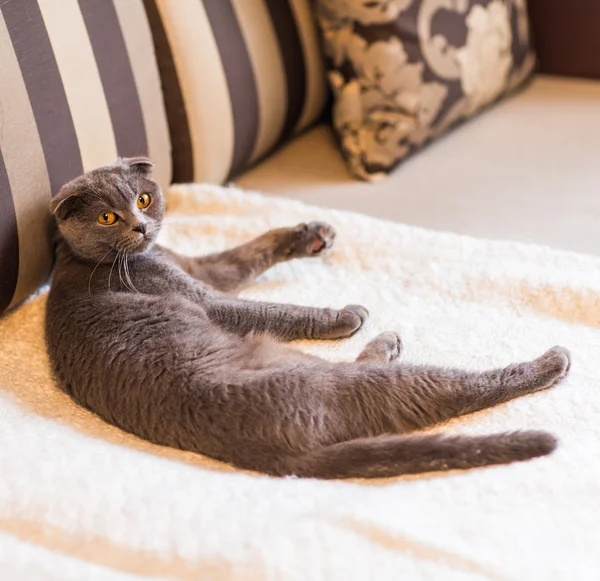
[331,304,369,338]
[283,221,336,258]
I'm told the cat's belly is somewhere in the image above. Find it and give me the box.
[46,289,239,397]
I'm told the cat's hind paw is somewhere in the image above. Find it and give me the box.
[534,346,571,388]
[357,331,403,364]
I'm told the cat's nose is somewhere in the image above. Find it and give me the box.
[132,222,147,235]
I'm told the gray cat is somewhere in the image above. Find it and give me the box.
[45,157,571,479]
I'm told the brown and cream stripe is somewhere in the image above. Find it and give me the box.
[0,0,171,316]
[143,0,328,184]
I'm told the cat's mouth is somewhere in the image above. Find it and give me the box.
[132,236,153,253]
[119,234,154,254]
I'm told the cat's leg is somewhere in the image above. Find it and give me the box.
[158,221,335,293]
[332,346,571,435]
[205,297,368,341]
[356,332,403,364]
[205,347,570,478]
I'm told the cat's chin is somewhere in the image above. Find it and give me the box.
[127,237,155,255]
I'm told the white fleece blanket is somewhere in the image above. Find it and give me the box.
[1,184,599,580]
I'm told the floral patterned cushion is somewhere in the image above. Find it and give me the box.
[314,0,535,181]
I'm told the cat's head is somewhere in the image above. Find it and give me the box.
[50,157,165,262]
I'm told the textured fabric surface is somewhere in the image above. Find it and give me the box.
[237,75,600,256]
[313,0,535,180]
[528,0,600,79]
[1,184,599,580]
[0,0,171,316]
[144,0,328,184]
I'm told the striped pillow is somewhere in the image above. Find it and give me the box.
[144,0,329,184]
[0,0,171,316]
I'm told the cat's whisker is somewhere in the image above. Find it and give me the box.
[88,249,113,298]
[123,252,139,293]
[108,251,120,290]
[121,252,133,292]
[117,252,126,290]
[118,252,134,293]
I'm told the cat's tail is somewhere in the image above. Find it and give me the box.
[285,431,556,479]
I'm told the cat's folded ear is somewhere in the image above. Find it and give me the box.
[49,184,81,220]
[123,156,154,176]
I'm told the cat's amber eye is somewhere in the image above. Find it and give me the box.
[137,193,151,209]
[97,211,118,225]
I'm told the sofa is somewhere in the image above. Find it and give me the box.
[1,1,600,579]
[235,0,600,255]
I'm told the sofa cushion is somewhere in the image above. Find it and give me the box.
[0,0,171,316]
[236,75,600,255]
[313,0,535,181]
[143,0,328,184]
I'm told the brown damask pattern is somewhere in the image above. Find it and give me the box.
[314,0,535,180]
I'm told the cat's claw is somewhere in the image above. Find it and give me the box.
[285,221,336,258]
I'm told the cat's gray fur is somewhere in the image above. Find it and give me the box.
[45,158,571,479]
